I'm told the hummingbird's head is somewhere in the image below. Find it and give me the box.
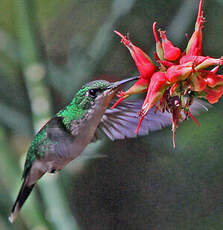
[57,76,139,125]
[73,76,139,111]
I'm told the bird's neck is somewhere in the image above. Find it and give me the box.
[57,99,88,128]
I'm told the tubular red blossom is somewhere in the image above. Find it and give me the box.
[158,60,174,68]
[166,63,193,83]
[179,55,208,65]
[195,57,223,71]
[159,30,181,61]
[180,55,223,70]
[135,72,168,134]
[140,72,168,117]
[111,78,149,109]
[186,0,204,56]
[189,73,207,91]
[114,30,156,79]
[153,22,164,60]
[204,72,223,88]
[204,85,223,104]
[196,0,204,31]
[112,31,156,109]
[124,78,149,94]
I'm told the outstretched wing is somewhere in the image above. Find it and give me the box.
[94,99,209,141]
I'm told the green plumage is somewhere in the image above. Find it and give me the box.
[23,80,111,178]
[23,126,48,178]
[10,77,145,223]
[57,80,110,126]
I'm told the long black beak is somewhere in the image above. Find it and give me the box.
[107,76,139,89]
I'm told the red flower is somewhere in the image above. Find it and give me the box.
[180,55,208,65]
[204,72,223,88]
[195,57,223,70]
[153,21,181,61]
[141,72,168,114]
[111,31,156,109]
[111,78,149,109]
[159,30,181,61]
[113,0,223,147]
[189,72,207,92]
[153,22,164,60]
[204,86,223,104]
[114,31,156,79]
[186,0,204,56]
[158,60,174,68]
[136,72,168,133]
[166,63,193,83]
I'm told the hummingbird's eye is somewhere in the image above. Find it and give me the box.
[87,89,97,97]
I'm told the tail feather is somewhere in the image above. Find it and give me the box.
[9,179,35,223]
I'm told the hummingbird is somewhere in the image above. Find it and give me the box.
[9,76,207,223]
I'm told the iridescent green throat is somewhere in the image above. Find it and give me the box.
[57,80,110,127]
[56,95,89,127]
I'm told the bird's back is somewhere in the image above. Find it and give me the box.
[23,117,75,179]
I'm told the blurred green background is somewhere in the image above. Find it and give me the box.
[0,0,223,229]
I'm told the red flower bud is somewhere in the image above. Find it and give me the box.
[166,63,193,83]
[159,30,181,61]
[180,55,223,70]
[114,30,156,79]
[111,78,149,109]
[204,85,223,104]
[142,72,168,111]
[136,72,168,133]
[195,57,223,71]
[180,55,208,65]
[190,72,207,91]
[153,22,164,60]
[158,60,174,68]
[186,0,204,56]
[204,72,223,88]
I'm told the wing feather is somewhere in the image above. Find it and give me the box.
[94,99,209,141]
